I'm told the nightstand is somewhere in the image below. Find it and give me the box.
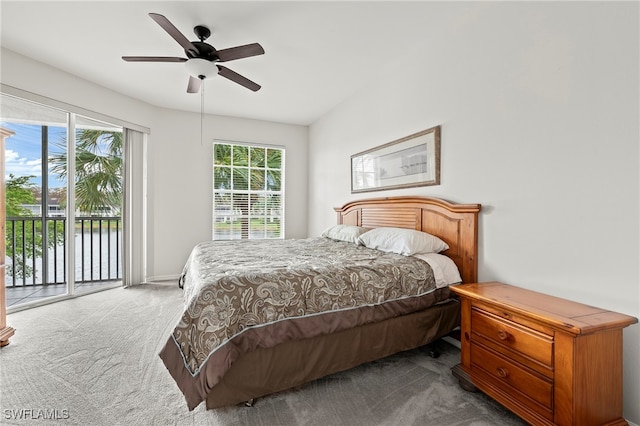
[450,282,637,426]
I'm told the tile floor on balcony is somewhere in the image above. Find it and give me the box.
[5,280,121,308]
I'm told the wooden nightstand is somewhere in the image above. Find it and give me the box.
[450,282,638,426]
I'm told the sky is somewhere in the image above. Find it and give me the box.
[2,122,68,188]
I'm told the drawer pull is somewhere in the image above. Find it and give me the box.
[496,367,509,378]
[497,330,511,341]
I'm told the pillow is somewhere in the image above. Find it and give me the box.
[358,227,449,255]
[413,253,461,288]
[321,225,369,244]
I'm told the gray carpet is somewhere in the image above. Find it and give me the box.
[0,282,526,426]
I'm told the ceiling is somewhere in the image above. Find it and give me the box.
[1,1,473,126]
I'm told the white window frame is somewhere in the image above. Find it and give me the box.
[212,140,285,240]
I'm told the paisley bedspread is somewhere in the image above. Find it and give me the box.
[159,237,451,410]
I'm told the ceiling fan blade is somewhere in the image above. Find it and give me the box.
[187,76,202,93]
[122,56,187,62]
[217,65,261,92]
[217,43,265,62]
[149,13,199,56]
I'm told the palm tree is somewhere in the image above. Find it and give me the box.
[49,129,122,215]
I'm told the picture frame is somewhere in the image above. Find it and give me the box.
[351,125,441,193]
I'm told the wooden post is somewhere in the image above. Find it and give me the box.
[1,126,16,346]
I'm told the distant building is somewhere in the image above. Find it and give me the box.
[20,187,119,218]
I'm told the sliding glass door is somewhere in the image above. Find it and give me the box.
[1,94,123,309]
[70,115,123,295]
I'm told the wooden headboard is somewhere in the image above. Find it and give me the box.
[335,196,481,283]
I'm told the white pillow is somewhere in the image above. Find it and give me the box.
[358,227,449,255]
[413,253,461,288]
[321,225,369,244]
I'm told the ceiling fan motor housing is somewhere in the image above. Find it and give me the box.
[188,41,219,61]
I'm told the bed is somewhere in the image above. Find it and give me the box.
[159,196,481,410]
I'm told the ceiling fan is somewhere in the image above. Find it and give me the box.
[122,13,264,93]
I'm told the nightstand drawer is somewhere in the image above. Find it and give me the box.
[471,343,553,419]
[471,307,553,368]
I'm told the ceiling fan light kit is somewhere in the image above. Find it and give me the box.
[185,58,218,80]
[122,12,264,93]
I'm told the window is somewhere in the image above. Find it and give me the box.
[213,142,284,240]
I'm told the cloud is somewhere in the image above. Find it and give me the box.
[4,149,42,180]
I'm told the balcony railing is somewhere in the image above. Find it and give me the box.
[5,216,122,287]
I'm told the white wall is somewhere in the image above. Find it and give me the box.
[2,1,639,420]
[1,48,309,282]
[146,108,308,280]
[308,2,640,423]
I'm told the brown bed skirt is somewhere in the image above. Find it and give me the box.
[205,298,460,409]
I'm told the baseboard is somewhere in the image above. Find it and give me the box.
[442,328,461,349]
[145,274,180,283]
[442,335,461,349]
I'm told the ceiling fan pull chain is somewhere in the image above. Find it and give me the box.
[201,79,205,147]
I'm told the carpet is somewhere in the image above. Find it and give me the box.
[0,282,526,425]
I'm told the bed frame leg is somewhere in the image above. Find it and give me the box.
[422,341,440,358]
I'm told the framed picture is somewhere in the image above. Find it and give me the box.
[351,125,440,193]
